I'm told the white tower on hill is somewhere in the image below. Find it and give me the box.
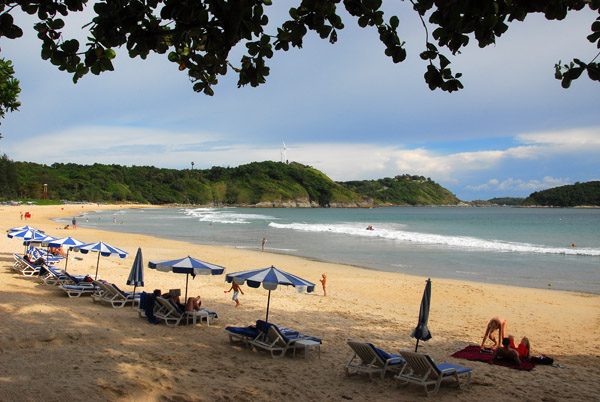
[281,142,288,164]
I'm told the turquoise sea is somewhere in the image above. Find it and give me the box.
[61,207,600,294]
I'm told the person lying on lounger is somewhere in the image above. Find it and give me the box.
[185,295,202,312]
[162,291,185,311]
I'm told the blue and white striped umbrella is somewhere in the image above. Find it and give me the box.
[6,225,45,233]
[7,228,47,253]
[43,236,86,271]
[148,256,225,301]
[76,241,128,279]
[43,236,86,249]
[7,228,39,240]
[23,232,57,245]
[226,265,315,322]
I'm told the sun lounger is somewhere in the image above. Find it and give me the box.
[249,320,322,359]
[58,283,98,298]
[395,350,472,396]
[225,325,261,347]
[90,281,140,308]
[344,339,406,380]
[28,246,64,264]
[38,265,88,286]
[152,297,217,327]
[104,283,141,308]
[12,254,41,277]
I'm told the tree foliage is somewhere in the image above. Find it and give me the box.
[339,174,459,205]
[0,158,461,206]
[522,181,600,207]
[0,0,597,96]
[0,58,21,138]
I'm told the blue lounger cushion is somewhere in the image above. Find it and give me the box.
[225,325,259,338]
[374,346,405,366]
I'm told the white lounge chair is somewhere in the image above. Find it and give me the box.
[58,283,97,298]
[12,254,41,277]
[153,297,216,327]
[249,320,322,359]
[395,350,472,396]
[344,339,406,380]
[91,281,140,308]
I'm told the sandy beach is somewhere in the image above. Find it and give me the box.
[1,204,599,401]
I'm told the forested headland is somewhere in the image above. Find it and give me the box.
[0,156,460,207]
[522,181,600,207]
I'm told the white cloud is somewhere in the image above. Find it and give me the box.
[466,177,572,193]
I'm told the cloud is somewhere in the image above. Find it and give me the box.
[6,125,599,180]
[465,177,572,193]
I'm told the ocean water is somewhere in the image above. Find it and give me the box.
[62,207,600,294]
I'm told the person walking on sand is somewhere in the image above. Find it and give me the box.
[262,237,266,251]
[481,317,507,349]
[320,273,327,296]
[20,211,23,220]
[227,282,244,307]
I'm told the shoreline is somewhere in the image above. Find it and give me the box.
[1,204,599,401]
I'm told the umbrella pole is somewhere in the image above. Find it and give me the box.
[94,252,100,280]
[65,249,70,271]
[415,339,420,352]
[265,289,271,322]
[185,273,189,303]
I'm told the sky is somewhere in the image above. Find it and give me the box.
[1,3,599,201]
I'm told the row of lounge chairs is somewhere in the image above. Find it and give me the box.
[10,251,471,396]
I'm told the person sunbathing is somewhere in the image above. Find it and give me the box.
[493,337,529,364]
[185,295,202,312]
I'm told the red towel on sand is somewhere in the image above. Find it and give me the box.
[451,345,536,371]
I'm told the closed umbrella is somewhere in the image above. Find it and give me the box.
[127,248,144,292]
[43,236,86,271]
[148,256,225,302]
[75,241,128,279]
[225,265,315,322]
[410,278,432,352]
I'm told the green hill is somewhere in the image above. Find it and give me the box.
[0,156,460,207]
[339,174,460,206]
[522,181,600,207]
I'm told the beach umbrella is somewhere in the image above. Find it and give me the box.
[43,236,86,271]
[225,265,315,322]
[410,278,432,352]
[127,248,145,301]
[6,225,45,233]
[148,256,225,302]
[75,241,128,280]
[7,228,46,253]
[24,232,57,246]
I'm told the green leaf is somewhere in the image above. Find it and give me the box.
[390,16,399,29]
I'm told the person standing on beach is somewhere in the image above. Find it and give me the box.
[20,211,23,220]
[481,317,507,349]
[227,282,244,307]
[262,237,266,251]
[320,273,327,296]
[72,217,77,229]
